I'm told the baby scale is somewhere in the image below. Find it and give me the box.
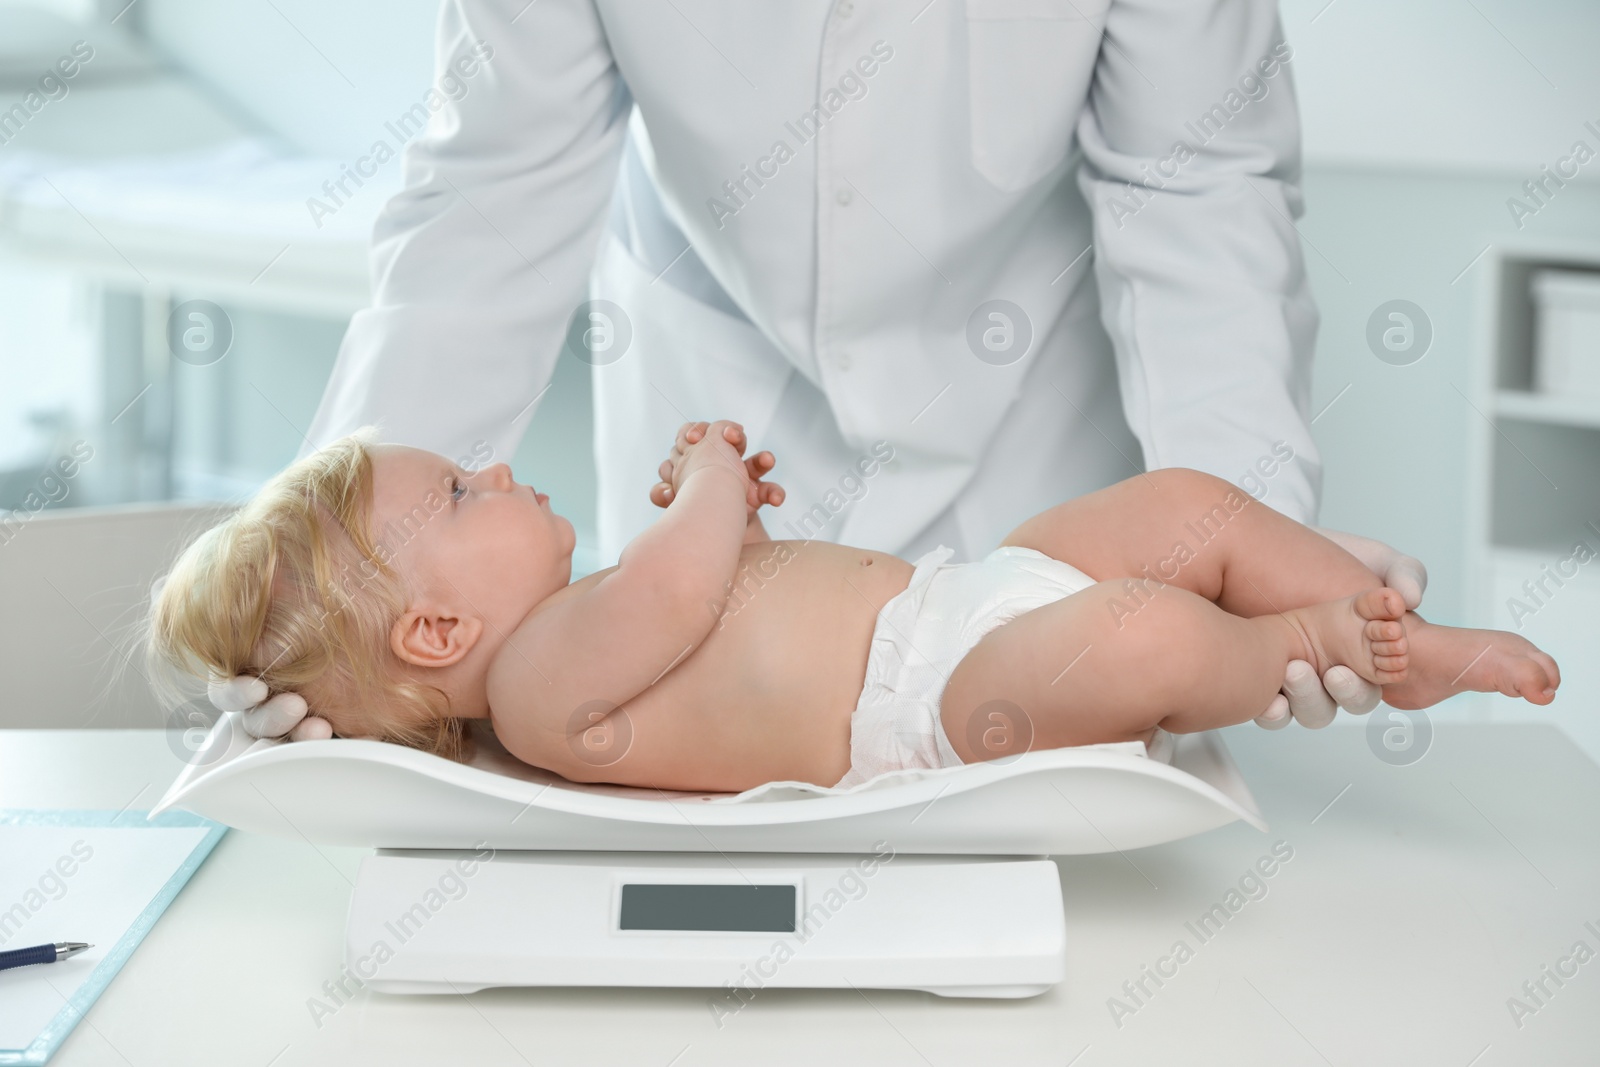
[153,715,1265,999]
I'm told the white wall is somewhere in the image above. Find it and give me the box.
[138,0,441,158]
[1283,0,1600,175]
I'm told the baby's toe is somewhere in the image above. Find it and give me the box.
[1353,587,1407,623]
[1365,618,1405,643]
[1373,652,1408,671]
[1533,650,1561,690]
[1512,657,1558,704]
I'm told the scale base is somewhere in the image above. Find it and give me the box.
[346,849,1066,999]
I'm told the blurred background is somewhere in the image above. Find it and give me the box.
[1,0,1596,757]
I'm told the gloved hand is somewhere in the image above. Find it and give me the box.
[1254,525,1428,731]
[207,675,333,742]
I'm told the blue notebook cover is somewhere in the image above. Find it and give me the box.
[0,809,226,1066]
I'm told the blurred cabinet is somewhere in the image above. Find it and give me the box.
[1468,240,1600,728]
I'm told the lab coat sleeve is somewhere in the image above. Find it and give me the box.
[1074,0,1322,524]
[300,0,632,465]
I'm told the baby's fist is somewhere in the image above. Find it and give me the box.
[651,420,784,514]
[668,420,748,497]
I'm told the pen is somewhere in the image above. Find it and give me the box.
[0,943,92,972]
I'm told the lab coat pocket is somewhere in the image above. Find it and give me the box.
[964,0,1107,191]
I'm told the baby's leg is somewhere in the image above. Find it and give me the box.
[939,579,1409,760]
[999,467,1381,617]
[997,467,1560,712]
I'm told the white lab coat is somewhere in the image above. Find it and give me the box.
[303,0,1321,570]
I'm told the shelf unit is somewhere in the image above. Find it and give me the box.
[1465,241,1600,740]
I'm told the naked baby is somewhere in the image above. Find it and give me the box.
[147,420,1560,793]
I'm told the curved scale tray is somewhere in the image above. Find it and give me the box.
[151,713,1267,855]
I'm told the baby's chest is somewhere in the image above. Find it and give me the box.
[632,545,912,715]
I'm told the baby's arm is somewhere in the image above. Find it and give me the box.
[487,426,750,771]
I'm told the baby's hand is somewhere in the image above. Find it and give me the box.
[651,420,785,517]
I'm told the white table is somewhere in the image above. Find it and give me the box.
[2,723,1596,1066]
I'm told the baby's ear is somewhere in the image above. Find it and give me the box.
[389,607,483,668]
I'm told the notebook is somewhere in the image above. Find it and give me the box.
[0,809,226,1066]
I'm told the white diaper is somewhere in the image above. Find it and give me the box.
[833,542,1108,789]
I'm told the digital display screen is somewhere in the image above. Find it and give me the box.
[619,883,797,932]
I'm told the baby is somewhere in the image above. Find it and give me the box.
[147,420,1560,792]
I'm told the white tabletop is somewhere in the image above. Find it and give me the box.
[2,722,1597,1066]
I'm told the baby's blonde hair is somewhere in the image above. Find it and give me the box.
[145,427,474,763]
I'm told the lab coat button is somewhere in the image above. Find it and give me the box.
[833,349,852,371]
[837,1,853,17]
[836,187,853,206]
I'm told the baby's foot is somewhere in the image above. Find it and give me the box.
[1380,611,1560,709]
[1281,588,1411,688]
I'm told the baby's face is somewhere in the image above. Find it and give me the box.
[368,444,575,637]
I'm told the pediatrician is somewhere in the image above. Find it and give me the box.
[215,0,1428,739]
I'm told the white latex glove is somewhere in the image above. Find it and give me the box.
[1254,525,1428,731]
[207,675,334,742]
